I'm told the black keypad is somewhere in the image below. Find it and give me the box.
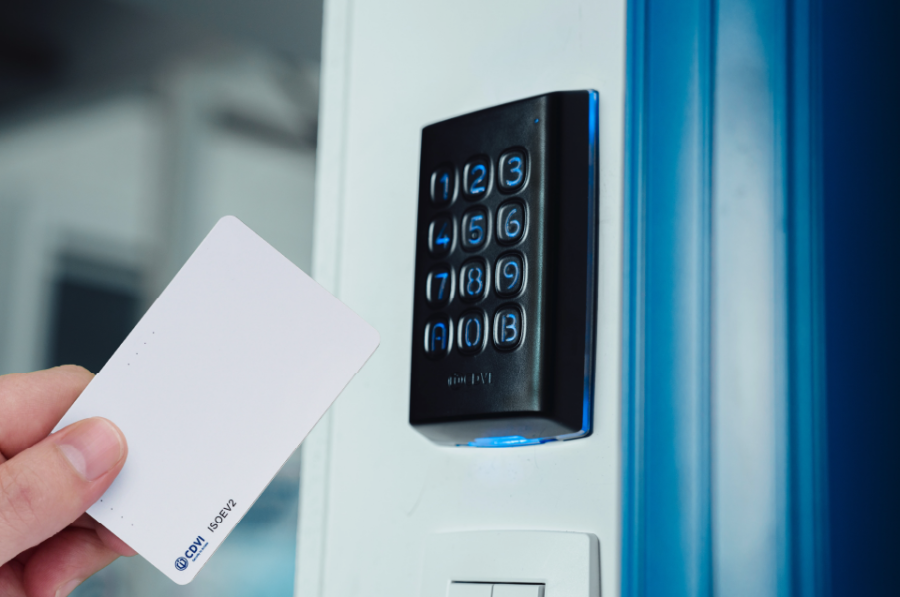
[431,165,457,206]
[426,264,454,307]
[460,207,489,251]
[463,157,490,199]
[495,253,524,297]
[411,90,599,446]
[457,310,487,355]
[496,200,526,244]
[424,316,452,358]
[428,215,454,257]
[493,306,523,349]
[459,259,488,302]
[498,150,527,191]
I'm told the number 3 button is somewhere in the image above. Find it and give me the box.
[498,150,526,191]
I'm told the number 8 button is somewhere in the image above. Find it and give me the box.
[459,259,488,302]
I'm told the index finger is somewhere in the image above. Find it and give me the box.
[0,365,94,460]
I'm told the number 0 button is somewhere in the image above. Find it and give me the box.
[494,306,523,349]
[459,259,488,302]
[498,150,526,191]
[497,200,526,244]
[426,265,454,307]
[495,253,524,297]
[428,215,454,257]
[424,316,452,358]
[457,310,487,355]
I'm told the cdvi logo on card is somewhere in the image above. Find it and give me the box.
[174,536,208,571]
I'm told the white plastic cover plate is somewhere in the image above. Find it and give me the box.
[54,216,380,584]
[423,531,599,597]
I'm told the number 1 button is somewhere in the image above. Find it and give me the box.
[428,215,454,257]
[431,165,456,205]
[498,150,526,191]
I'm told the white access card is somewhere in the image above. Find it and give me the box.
[54,216,379,584]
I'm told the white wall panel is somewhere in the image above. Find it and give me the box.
[299,1,627,595]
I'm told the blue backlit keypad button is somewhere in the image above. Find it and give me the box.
[459,258,489,302]
[424,315,453,358]
[428,215,454,257]
[460,207,489,251]
[496,200,526,244]
[457,310,488,355]
[425,264,454,307]
[495,253,524,297]
[493,306,523,350]
[498,149,527,191]
[430,165,456,205]
[463,157,490,199]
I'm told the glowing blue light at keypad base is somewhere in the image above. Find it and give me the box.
[467,435,550,448]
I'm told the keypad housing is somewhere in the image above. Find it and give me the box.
[409,91,599,446]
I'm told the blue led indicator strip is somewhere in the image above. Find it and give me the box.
[466,92,599,448]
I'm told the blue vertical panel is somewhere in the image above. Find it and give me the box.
[623,1,714,596]
[624,1,830,596]
[787,0,829,596]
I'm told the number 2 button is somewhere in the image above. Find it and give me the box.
[463,158,489,199]
[498,150,526,191]
[428,215,454,257]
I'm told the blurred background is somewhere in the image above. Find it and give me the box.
[0,0,323,594]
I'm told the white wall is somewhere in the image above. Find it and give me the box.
[297,1,627,596]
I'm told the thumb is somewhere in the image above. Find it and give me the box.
[0,417,127,566]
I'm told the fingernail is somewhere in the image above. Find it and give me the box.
[56,579,83,597]
[57,418,125,481]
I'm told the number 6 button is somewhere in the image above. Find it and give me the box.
[497,200,526,244]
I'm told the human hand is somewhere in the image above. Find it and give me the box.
[0,366,134,597]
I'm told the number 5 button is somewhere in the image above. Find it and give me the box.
[461,207,488,251]
[498,150,526,191]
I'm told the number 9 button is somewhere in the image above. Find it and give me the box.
[495,253,524,297]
